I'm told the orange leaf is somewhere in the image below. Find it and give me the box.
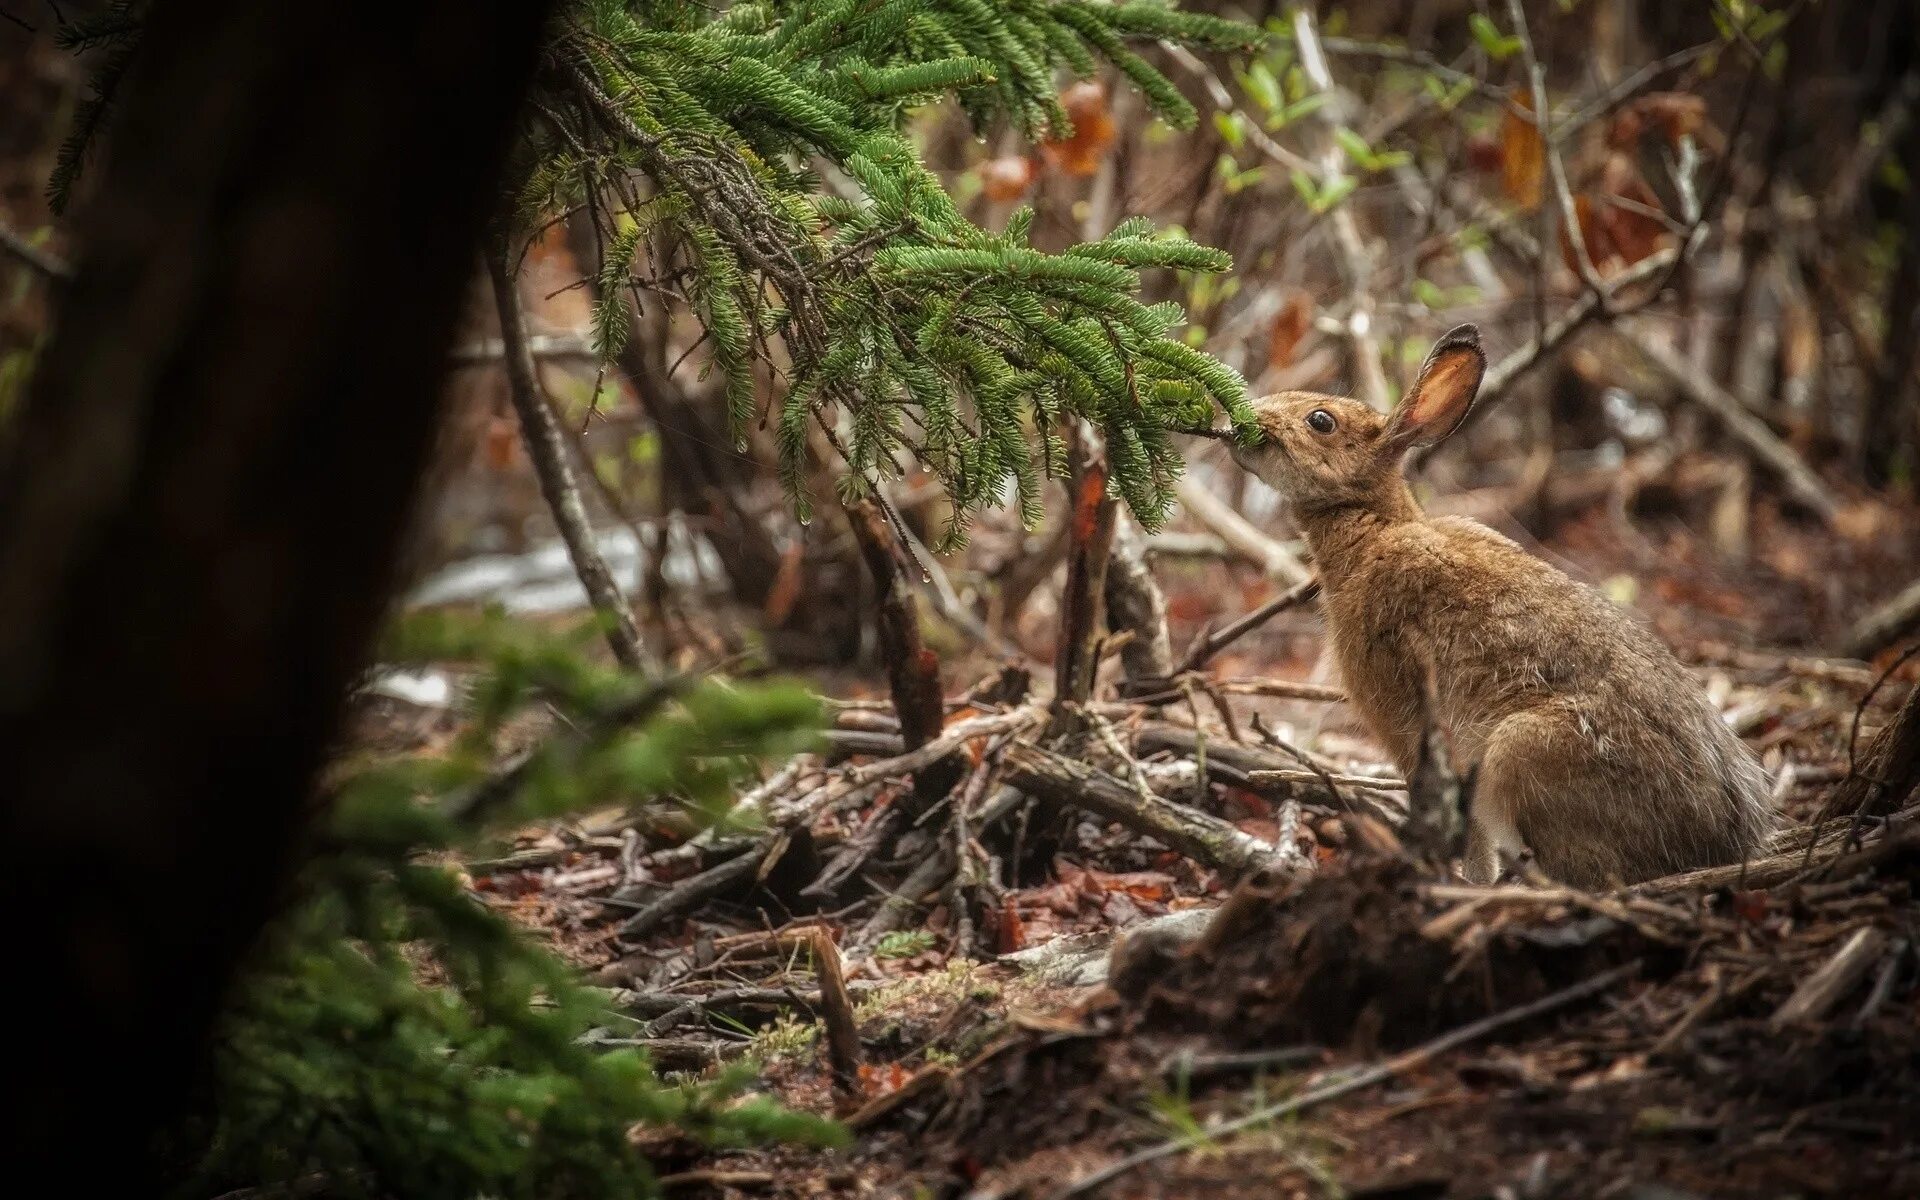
[995,903,1026,953]
[1267,290,1314,372]
[761,540,806,626]
[1499,89,1545,211]
[1609,92,1710,151]
[1042,81,1116,179]
[979,155,1036,202]
[483,415,521,471]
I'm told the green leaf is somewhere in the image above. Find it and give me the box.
[1243,61,1282,112]
[1212,109,1246,149]
[875,930,938,958]
[1289,166,1319,206]
[1272,91,1331,127]
[1333,126,1373,163]
[1468,13,1522,60]
[1310,172,1356,213]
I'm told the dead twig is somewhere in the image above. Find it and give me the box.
[845,498,946,753]
[1004,742,1281,876]
[1052,426,1118,732]
[0,219,71,283]
[786,925,863,1103]
[1247,769,1407,792]
[1104,516,1175,684]
[1505,0,1609,306]
[617,845,768,939]
[1416,248,1679,464]
[1771,925,1889,1028]
[1844,579,1920,661]
[1822,646,1920,855]
[1175,577,1322,675]
[486,247,653,671]
[1293,8,1393,414]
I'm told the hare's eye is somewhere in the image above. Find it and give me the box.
[1306,409,1336,434]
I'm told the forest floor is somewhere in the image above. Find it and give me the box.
[362,484,1920,1200]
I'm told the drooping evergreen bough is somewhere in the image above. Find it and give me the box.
[59,0,1265,547]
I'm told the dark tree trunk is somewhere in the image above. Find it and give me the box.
[0,1,556,1183]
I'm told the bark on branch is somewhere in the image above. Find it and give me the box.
[486,248,653,671]
[1004,743,1282,876]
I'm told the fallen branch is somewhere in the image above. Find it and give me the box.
[1173,478,1312,585]
[617,846,767,939]
[0,220,71,283]
[1843,577,1920,661]
[439,677,684,825]
[1771,925,1889,1028]
[1050,961,1641,1199]
[857,784,1024,945]
[1619,328,1842,524]
[1004,743,1281,876]
[449,332,598,363]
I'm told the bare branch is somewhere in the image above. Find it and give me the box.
[1293,8,1392,414]
[1505,0,1609,306]
[1617,327,1842,524]
[0,220,70,283]
[486,248,653,671]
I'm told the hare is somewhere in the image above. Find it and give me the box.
[1230,325,1773,888]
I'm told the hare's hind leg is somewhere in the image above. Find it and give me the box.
[1474,709,1625,889]
[1462,783,1526,883]
[1460,820,1507,883]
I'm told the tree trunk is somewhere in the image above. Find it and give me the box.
[1051,425,1117,731]
[0,1,556,1183]
[1104,515,1174,685]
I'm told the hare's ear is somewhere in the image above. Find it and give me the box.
[1381,324,1485,456]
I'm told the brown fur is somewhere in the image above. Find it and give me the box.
[1231,325,1774,887]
